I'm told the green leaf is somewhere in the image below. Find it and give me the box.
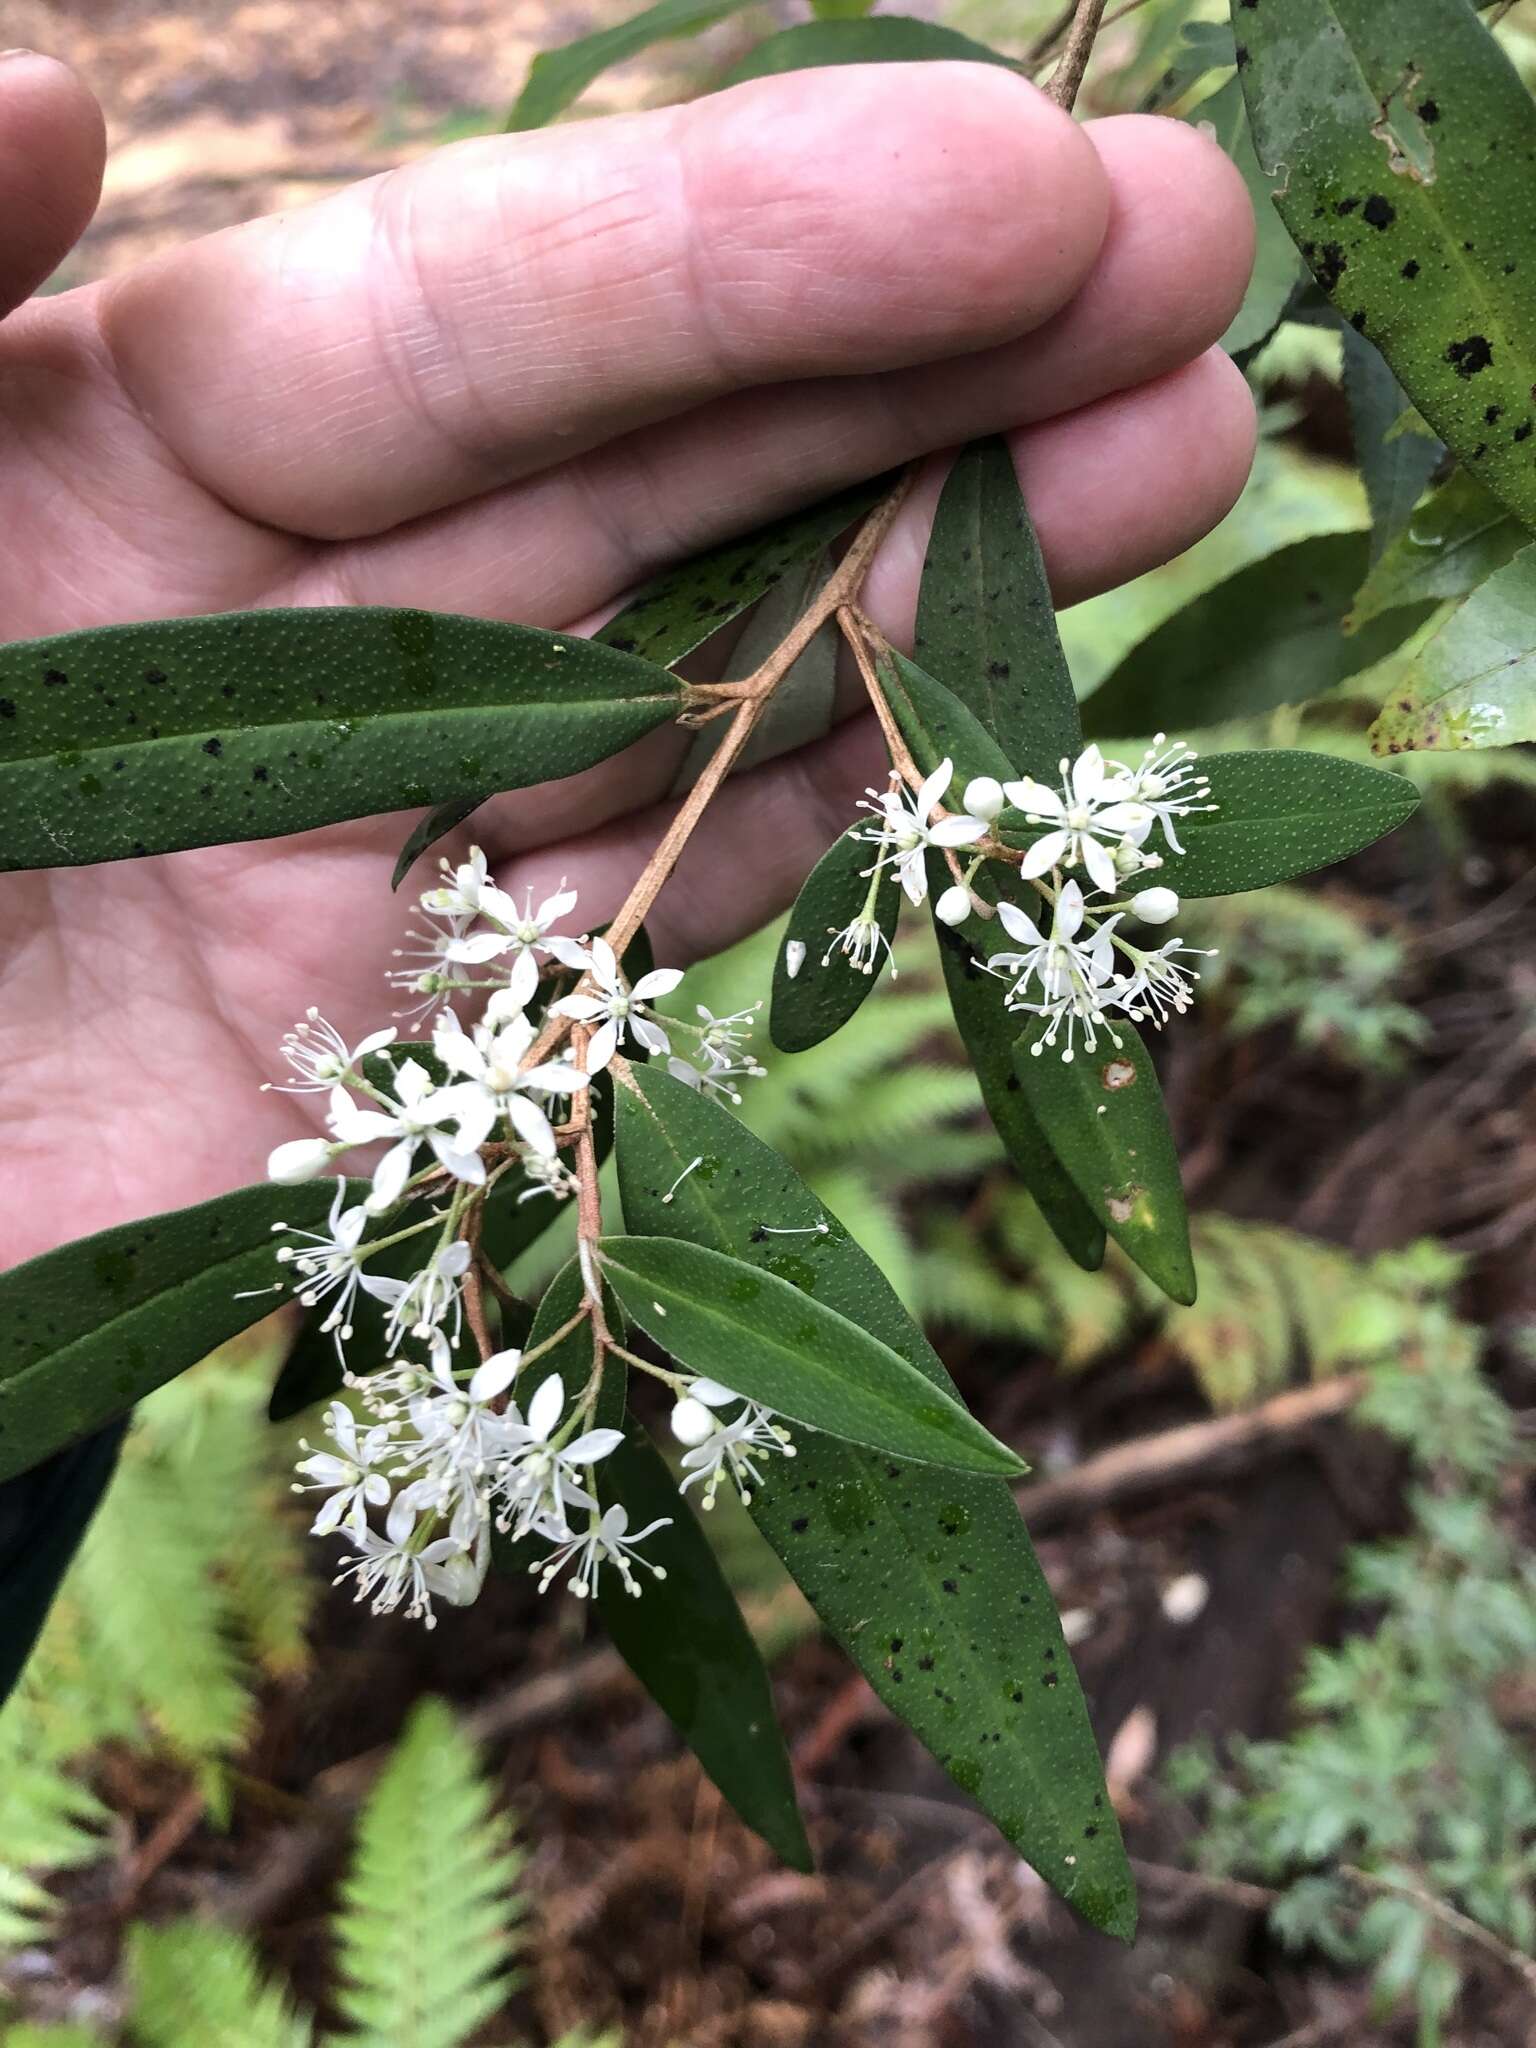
[0,1180,343,1483]
[1082,532,1432,736]
[333,1697,524,2048]
[1340,323,1444,561]
[601,1235,1022,1476]
[595,475,890,671]
[1237,0,1536,529]
[1152,17,1236,107]
[1369,539,1536,752]
[0,608,680,873]
[522,1254,626,1431]
[769,828,895,1053]
[1349,468,1527,630]
[876,648,1018,789]
[1187,77,1299,357]
[912,437,1082,781]
[928,854,1105,1272]
[614,1064,1134,1939]
[390,793,488,892]
[722,17,1018,87]
[0,1425,124,1708]
[1154,749,1421,898]
[127,1921,314,2048]
[594,1426,811,1869]
[508,0,754,129]
[1013,1018,1195,1306]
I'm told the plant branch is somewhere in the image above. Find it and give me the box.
[1044,0,1110,109]
[1339,1864,1536,2004]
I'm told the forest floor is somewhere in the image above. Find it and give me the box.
[7,4,1536,2045]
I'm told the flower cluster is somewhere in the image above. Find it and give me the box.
[829,739,1216,1061]
[260,856,779,1625]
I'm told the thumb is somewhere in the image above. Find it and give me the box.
[0,51,105,317]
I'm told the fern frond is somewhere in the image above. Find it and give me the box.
[1,2026,112,2047]
[332,1696,525,2048]
[0,1754,106,1948]
[126,1921,313,2048]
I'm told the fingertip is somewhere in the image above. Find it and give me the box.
[0,52,106,313]
[684,61,1113,369]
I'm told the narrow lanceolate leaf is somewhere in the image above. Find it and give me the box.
[1154,750,1421,898]
[1187,77,1298,358]
[1237,0,1536,528]
[595,1428,811,1870]
[614,1065,1134,1939]
[722,17,1018,87]
[0,1424,125,1708]
[0,609,680,873]
[521,1256,626,1432]
[876,649,1017,790]
[770,829,895,1053]
[508,0,754,129]
[0,1181,343,1482]
[1370,540,1536,752]
[390,792,488,892]
[595,476,891,671]
[1349,469,1527,631]
[912,438,1081,782]
[601,1237,1022,1476]
[1013,1020,1194,1306]
[928,853,1105,1272]
[1340,322,1444,560]
[1082,532,1433,737]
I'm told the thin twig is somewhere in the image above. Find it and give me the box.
[1045,0,1110,109]
[1340,1864,1536,2004]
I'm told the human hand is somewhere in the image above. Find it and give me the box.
[0,49,1255,1260]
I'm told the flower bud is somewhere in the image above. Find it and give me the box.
[267,1137,333,1184]
[934,885,973,928]
[670,1395,716,1447]
[962,776,1004,823]
[1131,886,1180,925]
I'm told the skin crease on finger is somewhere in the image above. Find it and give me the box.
[0,60,1257,1256]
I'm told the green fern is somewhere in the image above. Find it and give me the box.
[331,1696,526,2048]
[126,1921,313,2048]
[0,1350,316,1952]
[3,2027,113,2047]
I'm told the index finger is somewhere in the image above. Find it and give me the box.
[98,65,1110,541]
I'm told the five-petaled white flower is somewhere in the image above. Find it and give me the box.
[988,881,1123,1060]
[550,935,683,1073]
[433,989,589,1160]
[269,1010,397,1094]
[858,758,988,905]
[533,1501,672,1599]
[273,1178,403,1349]
[294,1402,394,1537]
[332,1492,477,1628]
[327,1058,488,1210]
[491,1372,626,1539]
[1004,745,1151,896]
[671,1378,796,1508]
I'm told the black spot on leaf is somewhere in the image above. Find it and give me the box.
[1445,335,1494,379]
[1418,98,1439,124]
[202,737,223,757]
[1361,195,1395,231]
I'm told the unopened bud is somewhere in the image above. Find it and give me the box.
[1131,886,1180,925]
[962,776,1004,823]
[671,1396,715,1447]
[266,1138,333,1184]
[935,885,973,928]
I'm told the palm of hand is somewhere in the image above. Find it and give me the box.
[0,55,1257,1262]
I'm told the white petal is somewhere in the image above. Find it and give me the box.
[631,1016,672,1055]
[267,1138,332,1185]
[550,992,606,1021]
[563,1426,624,1464]
[355,1026,397,1059]
[536,886,579,927]
[367,1139,416,1212]
[585,1018,619,1074]
[443,930,513,965]
[1073,745,1106,804]
[1080,832,1119,898]
[916,757,954,820]
[438,1239,473,1277]
[690,1378,736,1408]
[542,934,593,971]
[1004,778,1064,822]
[1055,879,1086,939]
[505,947,541,1012]
[631,966,684,1002]
[527,1373,565,1443]
[394,1058,434,1105]
[589,934,619,989]
[469,1349,522,1402]
[995,899,1047,947]
[898,847,927,905]
[522,1059,589,1095]
[1019,830,1068,880]
[429,1134,487,1185]
[929,815,988,848]
[505,1093,557,1158]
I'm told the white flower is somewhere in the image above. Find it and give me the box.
[1130,886,1180,925]
[857,758,988,905]
[421,845,498,921]
[433,992,588,1160]
[823,911,896,976]
[293,1402,394,1536]
[990,881,1123,1062]
[549,935,683,1074]
[1116,735,1214,856]
[391,1337,522,1503]
[483,879,590,972]
[326,1057,489,1210]
[381,1238,473,1353]
[267,1137,335,1185]
[491,1373,625,1540]
[533,1501,671,1599]
[1004,746,1149,896]
[269,1010,396,1094]
[1107,934,1215,1029]
[935,884,973,928]
[671,1378,796,1509]
[517,1149,581,1204]
[274,1178,404,1350]
[386,918,474,1029]
[330,1494,472,1629]
[962,776,1005,823]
